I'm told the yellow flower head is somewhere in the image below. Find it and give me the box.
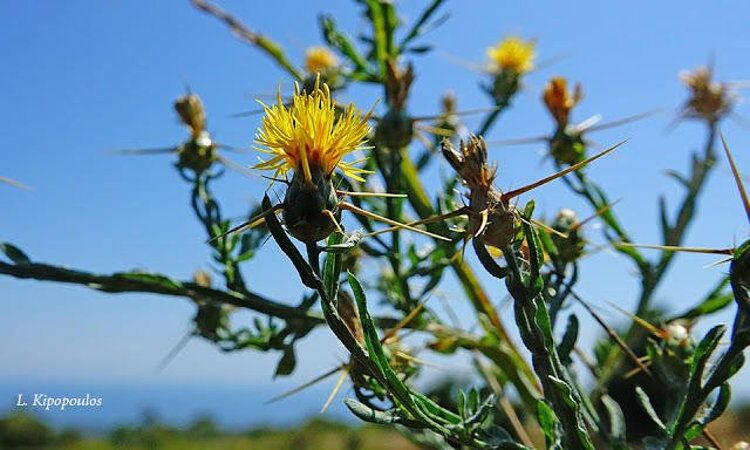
[254,76,374,183]
[486,36,535,75]
[304,46,339,74]
[543,77,583,127]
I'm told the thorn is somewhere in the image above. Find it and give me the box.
[336,190,407,198]
[363,207,471,239]
[381,300,429,343]
[615,242,734,255]
[0,176,31,190]
[501,140,626,202]
[322,209,344,235]
[155,330,193,373]
[571,199,621,232]
[339,202,451,241]
[720,132,750,225]
[207,203,284,243]
[320,366,350,413]
[265,365,345,404]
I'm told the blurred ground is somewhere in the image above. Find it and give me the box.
[1,407,748,449]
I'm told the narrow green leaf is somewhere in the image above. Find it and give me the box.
[601,395,627,442]
[0,243,31,265]
[345,399,402,424]
[323,233,344,299]
[274,347,296,377]
[558,314,579,366]
[698,382,732,426]
[635,387,667,433]
[536,400,559,447]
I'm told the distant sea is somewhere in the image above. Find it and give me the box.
[0,378,354,433]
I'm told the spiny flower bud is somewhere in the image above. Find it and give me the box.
[375,62,415,150]
[176,133,216,175]
[282,166,342,243]
[551,208,585,264]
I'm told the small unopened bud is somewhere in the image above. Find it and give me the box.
[375,109,414,150]
[550,209,585,264]
[176,132,216,174]
[665,322,690,346]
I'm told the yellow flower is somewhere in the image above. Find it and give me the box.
[543,77,582,127]
[254,76,374,183]
[304,46,339,74]
[486,36,535,75]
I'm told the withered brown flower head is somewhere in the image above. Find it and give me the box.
[442,137,516,249]
[543,77,583,128]
[679,66,733,124]
[384,60,415,112]
[174,93,206,139]
[442,135,497,192]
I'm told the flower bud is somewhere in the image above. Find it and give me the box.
[374,109,414,150]
[551,209,585,264]
[176,131,216,174]
[282,166,341,243]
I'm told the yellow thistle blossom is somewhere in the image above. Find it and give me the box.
[543,77,582,127]
[254,77,374,183]
[304,46,339,74]
[486,36,535,75]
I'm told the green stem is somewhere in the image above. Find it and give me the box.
[0,259,323,324]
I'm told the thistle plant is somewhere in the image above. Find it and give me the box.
[3,1,750,449]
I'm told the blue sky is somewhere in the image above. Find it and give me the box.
[2,0,750,426]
